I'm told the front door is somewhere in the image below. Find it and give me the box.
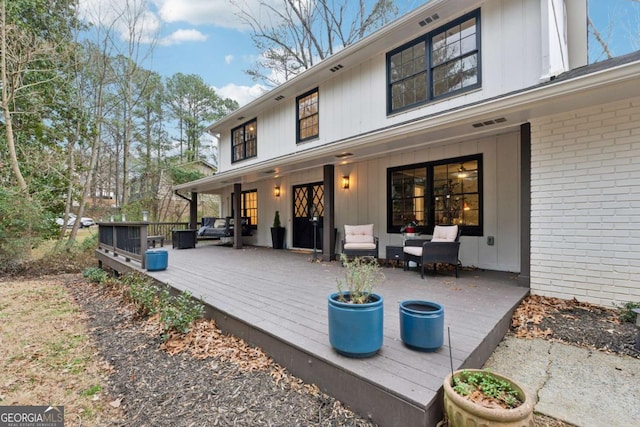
[292,182,324,250]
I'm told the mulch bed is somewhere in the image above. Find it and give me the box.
[510,294,639,359]
[63,275,376,427]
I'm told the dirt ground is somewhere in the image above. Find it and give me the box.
[1,272,637,426]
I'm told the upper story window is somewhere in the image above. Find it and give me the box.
[297,88,319,143]
[232,119,257,163]
[387,154,483,236]
[387,10,481,114]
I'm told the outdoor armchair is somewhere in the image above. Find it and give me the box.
[403,225,461,279]
[341,224,379,260]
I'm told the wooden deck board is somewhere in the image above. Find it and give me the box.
[96,241,529,427]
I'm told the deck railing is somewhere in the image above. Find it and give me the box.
[98,222,149,269]
[97,221,196,269]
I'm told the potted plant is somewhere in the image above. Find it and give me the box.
[400,217,418,235]
[327,254,385,358]
[270,210,285,249]
[443,369,534,427]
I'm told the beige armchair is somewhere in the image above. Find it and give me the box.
[341,224,379,260]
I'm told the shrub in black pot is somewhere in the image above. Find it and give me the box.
[270,210,285,249]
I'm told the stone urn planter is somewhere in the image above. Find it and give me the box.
[443,369,535,427]
[399,300,443,351]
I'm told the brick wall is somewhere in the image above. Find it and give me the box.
[530,97,640,307]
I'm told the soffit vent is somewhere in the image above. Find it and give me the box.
[237,116,245,121]
[472,117,507,128]
[274,95,285,101]
[418,13,440,27]
[335,152,353,158]
[330,64,344,72]
[264,169,276,174]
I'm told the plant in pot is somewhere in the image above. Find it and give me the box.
[327,254,385,358]
[443,369,534,427]
[270,210,285,249]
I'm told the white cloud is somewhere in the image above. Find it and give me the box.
[152,0,283,29]
[159,29,208,46]
[225,55,234,64]
[215,83,267,107]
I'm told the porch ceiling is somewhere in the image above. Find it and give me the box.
[177,58,640,195]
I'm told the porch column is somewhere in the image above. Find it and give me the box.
[233,183,243,249]
[519,123,531,286]
[323,165,336,261]
[190,191,198,230]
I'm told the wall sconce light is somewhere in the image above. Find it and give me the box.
[342,175,350,189]
[142,210,149,221]
[274,186,280,197]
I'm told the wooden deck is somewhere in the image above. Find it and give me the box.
[96,241,529,427]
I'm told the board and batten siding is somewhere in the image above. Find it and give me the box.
[530,97,640,307]
[241,131,522,273]
[216,0,553,173]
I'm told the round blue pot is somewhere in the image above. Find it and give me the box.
[399,300,444,352]
[328,292,384,358]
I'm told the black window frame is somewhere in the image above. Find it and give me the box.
[231,189,258,230]
[231,118,258,163]
[296,88,319,143]
[386,9,481,115]
[386,154,483,236]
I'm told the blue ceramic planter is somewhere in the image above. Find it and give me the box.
[328,292,384,358]
[399,300,444,352]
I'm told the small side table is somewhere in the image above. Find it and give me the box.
[386,245,404,267]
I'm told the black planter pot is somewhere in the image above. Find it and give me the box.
[271,227,285,249]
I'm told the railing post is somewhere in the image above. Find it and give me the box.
[140,223,148,270]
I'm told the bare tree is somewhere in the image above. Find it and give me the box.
[233,0,398,85]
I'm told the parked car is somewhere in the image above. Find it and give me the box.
[79,217,95,228]
[56,213,76,228]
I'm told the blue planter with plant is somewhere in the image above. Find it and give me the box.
[399,300,444,351]
[327,255,385,358]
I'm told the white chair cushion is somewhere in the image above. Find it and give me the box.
[344,224,374,244]
[403,246,423,256]
[431,225,458,242]
[344,242,377,250]
[214,219,226,228]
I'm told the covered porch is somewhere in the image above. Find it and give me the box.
[96,240,529,427]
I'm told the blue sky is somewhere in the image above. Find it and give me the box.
[79,0,639,107]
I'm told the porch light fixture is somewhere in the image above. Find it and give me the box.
[342,175,350,189]
[274,186,280,197]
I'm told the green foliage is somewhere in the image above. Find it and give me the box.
[615,301,640,323]
[0,187,48,270]
[336,254,384,304]
[273,210,281,228]
[158,288,205,335]
[122,272,158,317]
[452,370,522,409]
[167,165,206,185]
[82,267,109,285]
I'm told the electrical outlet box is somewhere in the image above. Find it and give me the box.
[487,236,495,246]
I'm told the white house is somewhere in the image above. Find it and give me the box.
[175,0,640,308]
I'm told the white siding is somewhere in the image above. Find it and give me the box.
[249,131,521,273]
[530,97,640,307]
[217,0,546,171]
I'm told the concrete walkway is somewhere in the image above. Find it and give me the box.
[483,336,639,427]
